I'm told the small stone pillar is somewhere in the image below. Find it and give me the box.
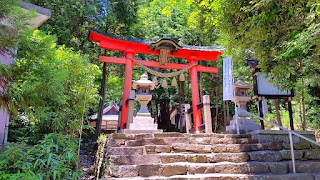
[226,77,260,133]
[126,90,135,129]
[203,95,213,134]
[125,72,162,133]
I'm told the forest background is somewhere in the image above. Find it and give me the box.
[0,0,319,179]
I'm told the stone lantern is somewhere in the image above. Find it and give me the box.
[132,72,155,117]
[226,77,260,133]
[233,77,252,115]
[125,72,162,132]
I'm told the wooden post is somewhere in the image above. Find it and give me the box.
[94,62,107,140]
[189,56,202,133]
[185,104,191,133]
[126,90,135,129]
[288,100,294,130]
[258,99,265,129]
[203,95,212,134]
[120,50,135,129]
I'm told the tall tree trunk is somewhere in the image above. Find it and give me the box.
[299,98,303,125]
[94,62,107,140]
[273,99,282,129]
[178,59,185,132]
[301,78,306,130]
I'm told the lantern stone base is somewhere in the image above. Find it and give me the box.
[126,116,162,133]
[226,117,260,134]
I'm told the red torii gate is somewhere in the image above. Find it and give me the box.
[89,30,223,132]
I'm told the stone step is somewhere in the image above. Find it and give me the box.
[248,150,282,162]
[190,137,258,145]
[106,146,145,156]
[189,133,251,138]
[107,152,250,165]
[170,143,273,153]
[104,173,315,180]
[290,160,320,173]
[153,132,187,138]
[211,143,272,153]
[105,161,320,178]
[108,137,260,147]
[124,138,167,146]
[107,149,320,166]
[109,133,252,140]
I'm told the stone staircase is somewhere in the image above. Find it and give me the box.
[100,133,320,180]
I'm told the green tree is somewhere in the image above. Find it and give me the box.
[189,0,320,88]
[1,30,100,141]
[189,0,320,129]
[29,0,103,53]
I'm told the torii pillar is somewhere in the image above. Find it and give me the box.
[189,56,202,133]
[120,49,135,130]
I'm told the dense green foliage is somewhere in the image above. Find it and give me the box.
[1,1,100,178]
[188,0,320,130]
[2,30,99,142]
[29,0,103,54]
[0,133,80,180]
[189,0,320,86]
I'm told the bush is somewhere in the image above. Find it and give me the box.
[0,133,80,180]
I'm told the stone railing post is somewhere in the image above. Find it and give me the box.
[203,95,213,134]
[184,104,191,133]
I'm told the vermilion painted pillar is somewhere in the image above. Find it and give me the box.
[120,49,135,129]
[189,56,202,133]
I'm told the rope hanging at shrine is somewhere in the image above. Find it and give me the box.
[128,57,197,78]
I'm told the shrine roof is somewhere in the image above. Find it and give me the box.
[89,29,223,61]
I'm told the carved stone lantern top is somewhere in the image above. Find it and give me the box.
[234,77,253,90]
[132,72,156,90]
[233,77,253,97]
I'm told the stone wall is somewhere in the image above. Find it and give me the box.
[250,130,318,149]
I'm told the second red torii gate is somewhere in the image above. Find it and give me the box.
[89,30,223,133]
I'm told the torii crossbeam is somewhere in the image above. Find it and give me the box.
[89,30,223,133]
